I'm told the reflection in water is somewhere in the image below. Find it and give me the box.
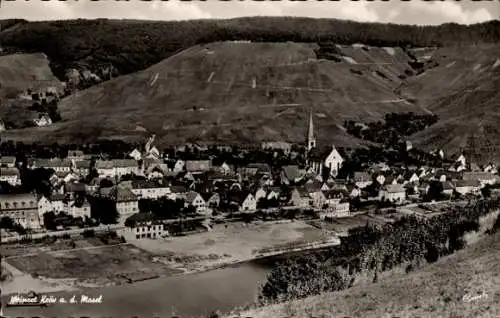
[2,261,273,318]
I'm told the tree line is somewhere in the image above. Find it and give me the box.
[259,198,500,302]
[1,18,498,86]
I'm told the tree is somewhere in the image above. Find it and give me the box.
[481,185,491,198]
[43,211,57,231]
[90,197,119,224]
[0,216,14,229]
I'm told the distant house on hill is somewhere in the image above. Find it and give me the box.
[33,114,52,127]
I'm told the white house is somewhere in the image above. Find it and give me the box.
[131,180,171,199]
[173,160,185,173]
[379,184,406,203]
[255,188,267,202]
[353,171,372,189]
[34,114,52,127]
[230,192,257,212]
[129,148,142,161]
[38,194,66,222]
[125,213,167,240]
[66,199,91,220]
[462,172,498,188]
[454,180,481,195]
[185,191,209,215]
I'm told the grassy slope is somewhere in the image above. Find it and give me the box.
[236,233,500,318]
[406,44,500,164]
[0,53,63,127]
[2,42,421,146]
[0,53,62,98]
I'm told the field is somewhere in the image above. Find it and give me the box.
[1,237,182,295]
[128,220,334,272]
[235,232,500,318]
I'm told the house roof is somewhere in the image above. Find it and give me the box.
[171,185,188,193]
[201,192,218,201]
[0,156,16,164]
[186,191,203,203]
[125,212,158,227]
[185,160,212,172]
[353,171,371,182]
[68,150,84,157]
[382,184,406,193]
[74,160,91,169]
[64,182,87,193]
[49,193,66,201]
[229,191,252,205]
[35,158,72,168]
[107,186,138,202]
[462,172,496,181]
[282,165,305,182]
[454,180,481,188]
[131,180,165,189]
[96,159,138,169]
[246,163,271,174]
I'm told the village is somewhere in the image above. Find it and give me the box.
[1,110,500,295]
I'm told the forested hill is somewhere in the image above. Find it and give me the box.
[1,17,499,83]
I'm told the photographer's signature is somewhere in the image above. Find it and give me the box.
[462,290,488,303]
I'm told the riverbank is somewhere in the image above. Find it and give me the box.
[234,233,500,318]
[1,220,336,296]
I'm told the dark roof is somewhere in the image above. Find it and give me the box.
[454,180,481,188]
[282,165,305,182]
[185,160,212,172]
[228,191,252,205]
[186,191,203,203]
[74,160,91,169]
[125,212,159,227]
[65,182,86,193]
[171,185,188,193]
[35,158,72,168]
[308,146,333,161]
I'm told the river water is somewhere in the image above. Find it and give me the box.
[1,261,273,318]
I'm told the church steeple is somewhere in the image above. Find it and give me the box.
[307,108,316,152]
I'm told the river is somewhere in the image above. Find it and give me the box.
[1,260,273,318]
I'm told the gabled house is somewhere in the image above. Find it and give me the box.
[289,187,310,208]
[462,172,498,188]
[95,159,139,178]
[254,187,267,203]
[321,190,350,218]
[100,186,139,223]
[454,180,481,196]
[185,191,208,215]
[228,192,257,212]
[217,162,234,175]
[201,192,220,208]
[73,160,91,176]
[66,198,91,220]
[168,185,188,201]
[38,193,66,222]
[266,187,281,200]
[379,184,406,203]
[131,180,171,199]
[353,171,372,189]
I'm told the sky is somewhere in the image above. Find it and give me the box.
[0,0,498,26]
